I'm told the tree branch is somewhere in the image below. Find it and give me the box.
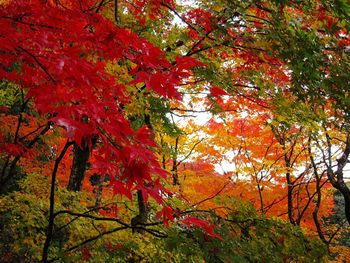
[190,182,229,208]
[42,140,73,262]
[17,46,56,83]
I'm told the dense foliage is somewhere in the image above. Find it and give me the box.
[0,175,327,262]
[0,0,349,262]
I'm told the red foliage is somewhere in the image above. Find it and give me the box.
[0,0,202,209]
[1,143,27,157]
[156,206,175,227]
[181,216,223,240]
[81,247,91,260]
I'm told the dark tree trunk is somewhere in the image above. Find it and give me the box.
[172,137,180,185]
[336,183,350,225]
[285,158,296,225]
[114,0,119,24]
[131,190,147,233]
[130,114,154,233]
[42,141,72,262]
[67,140,89,191]
[326,136,350,225]
[287,181,296,225]
[312,171,328,244]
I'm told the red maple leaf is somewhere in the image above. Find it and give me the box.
[181,217,223,240]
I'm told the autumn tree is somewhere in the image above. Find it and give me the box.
[0,0,349,261]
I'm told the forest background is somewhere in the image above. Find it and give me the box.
[0,0,349,262]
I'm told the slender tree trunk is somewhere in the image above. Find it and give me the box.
[42,140,72,262]
[67,139,89,191]
[257,181,264,214]
[286,169,296,225]
[137,189,146,216]
[312,177,328,245]
[130,114,154,233]
[272,127,297,226]
[335,183,350,224]
[326,150,350,224]
[172,136,180,185]
[160,136,167,170]
[131,190,147,233]
[308,141,328,244]
[114,0,119,24]
[325,133,350,225]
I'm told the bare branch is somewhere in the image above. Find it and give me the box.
[190,182,229,208]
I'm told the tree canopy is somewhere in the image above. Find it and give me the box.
[0,0,349,262]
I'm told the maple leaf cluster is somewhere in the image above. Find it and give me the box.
[0,0,202,207]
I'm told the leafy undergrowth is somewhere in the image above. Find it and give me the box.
[0,174,328,262]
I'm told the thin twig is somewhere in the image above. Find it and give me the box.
[17,46,56,83]
[190,182,229,208]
